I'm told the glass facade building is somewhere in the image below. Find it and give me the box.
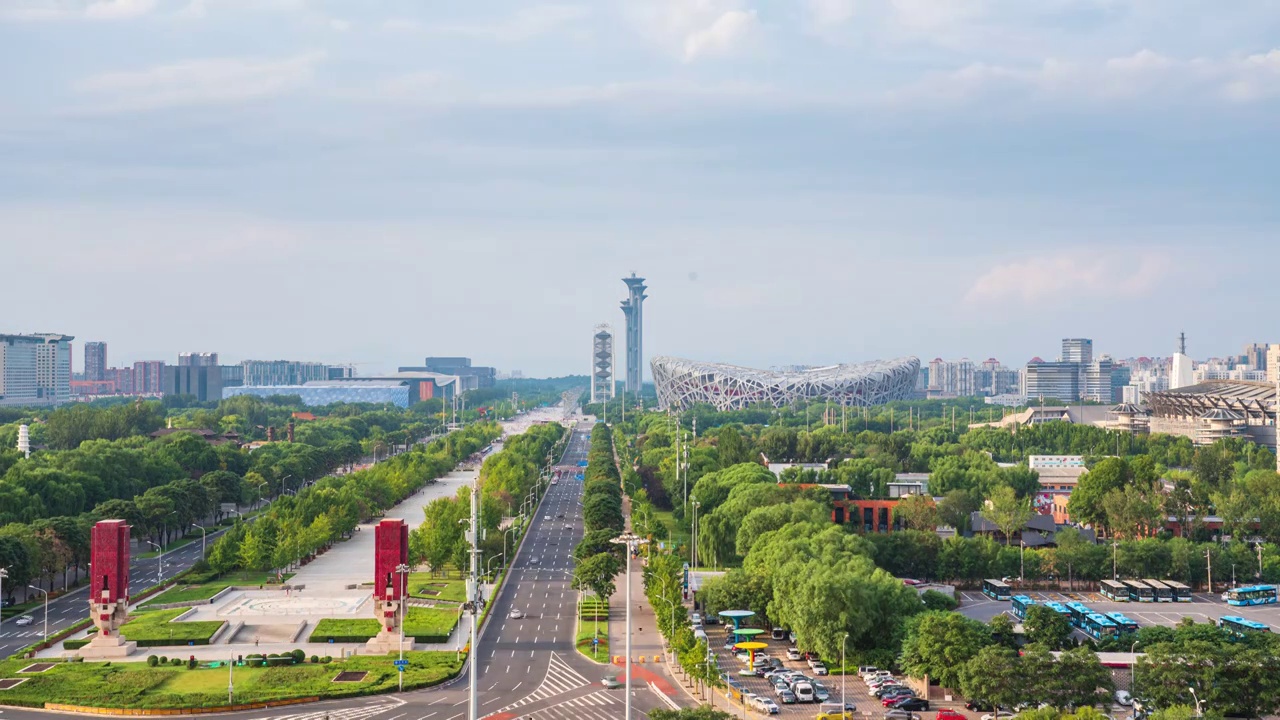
[222,382,412,408]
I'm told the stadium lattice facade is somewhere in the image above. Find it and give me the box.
[651,356,921,411]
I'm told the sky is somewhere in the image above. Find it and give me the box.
[2,0,1278,377]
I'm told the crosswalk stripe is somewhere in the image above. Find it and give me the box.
[496,651,591,711]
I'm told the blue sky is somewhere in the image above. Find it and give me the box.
[2,0,1277,376]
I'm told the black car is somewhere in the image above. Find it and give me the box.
[0,598,14,608]
[966,700,994,712]
[873,686,911,698]
[893,698,930,711]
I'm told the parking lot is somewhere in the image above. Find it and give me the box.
[956,588,1280,633]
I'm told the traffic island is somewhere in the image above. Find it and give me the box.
[576,598,610,663]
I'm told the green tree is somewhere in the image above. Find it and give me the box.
[573,552,622,603]
[649,706,735,720]
[938,489,981,532]
[983,485,1034,545]
[716,426,752,467]
[1023,604,1072,650]
[237,529,272,572]
[894,494,940,531]
[1068,458,1132,533]
[961,644,1024,709]
[1051,646,1114,709]
[900,611,992,690]
[989,614,1017,648]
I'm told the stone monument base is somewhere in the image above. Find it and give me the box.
[77,633,137,659]
[365,629,415,655]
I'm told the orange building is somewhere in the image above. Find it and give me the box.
[833,499,901,533]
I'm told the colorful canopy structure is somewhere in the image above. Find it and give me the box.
[718,610,755,630]
[734,640,769,668]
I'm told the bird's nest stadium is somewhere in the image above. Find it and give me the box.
[650,356,921,411]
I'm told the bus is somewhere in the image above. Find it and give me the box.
[1105,612,1140,634]
[1012,595,1035,620]
[1144,579,1174,603]
[1225,585,1279,606]
[1124,580,1156,603]
[1065,602,1094,628]
[1082,613,1119,640]
[1043,601,1073,622]
[1165,580,1193,602]
[983,579,1012,601]
[1219,616,1272,639]
[1100,580,1130,602]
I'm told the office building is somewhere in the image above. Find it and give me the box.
[1082,357,1114,402]
[1244,343,1270,372]
[220,364,244,388]
[0,333,74,406]
[327,365,355,380]
[1170,333,1194,390]
[83,341,107,381]
[590,324,615,404]
[241,360,330,386]
[620,274,648,394]
[224,380,426,409]
[1269,345,1280,384]
[1062,338,1093,365]
[413,357,496,390]
[1111,364,1132,403]
[1023,359,1080,402]
[164,364,223,402]
[178,352,219,367]
[132,361,166,394]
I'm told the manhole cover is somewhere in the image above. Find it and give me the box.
[18,663,55,674]
[332,671,368,683]
[0,679,29,690]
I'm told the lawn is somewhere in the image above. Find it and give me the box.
[139,571,291,608]
[309,608,459,644]
[119,608,225,647]
[576,603,610,663]
[405,573,466,603]
[579,598,609,621]
[651,509,690,552]
[0,651,463,710]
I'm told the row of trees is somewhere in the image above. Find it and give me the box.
[202,423,501,577]
[570,423,627,629]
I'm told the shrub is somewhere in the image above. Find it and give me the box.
[159,656,167,664]
[292,649,306,662]
[321,656,332,664]
[310,655,319,664]
[171,658,182,666]
[147,655,159,667]
[921,590,959,612]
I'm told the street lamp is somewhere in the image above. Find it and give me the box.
[27,585,48,644]
[611,532,649,720]
[1189,687,1203,717]
[841,632,849,713]
[146,541,164,585]
[0,567,8,632]
[691,498,701,571]
[191,522,208,556]
[1130,640,1140,704]
[396,563,411,692]
[486,555,502,581]
[503,525,519,567]
[1020,540,1026,583]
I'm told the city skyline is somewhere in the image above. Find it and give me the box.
[2,3,1277,376]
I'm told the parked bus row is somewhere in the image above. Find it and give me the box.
[988,579,1278,607]
[1013,594,1274,640]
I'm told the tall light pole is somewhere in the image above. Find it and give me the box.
[840,632,849,713]
[1020,540,1026,583]
[1206,549,1213,595]
[691,498,700,571]
[146,541,164,585]
[228,647,234,704]
[0,567,7,632]
[1257,543,1264,580]
[1130,640,1140,705]
[27,585,48,643]
[611,533,649,720]
[191,522,208,556]
[396,563,410,692]
[1189,687,1203,717]
[461,484,484,720]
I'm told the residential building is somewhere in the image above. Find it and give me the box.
[241,360,330,386]
[1244,343,1269,372]
[110,366,135,394]
[975,358,1020,396]
[220,364,244,388]
[164,364,224,402]
[1082,358,1114,402]
[34,334,74,405]
[71,380,116,396]
[178,352,219,367]
[889,473,929,498]
[132,361,166,394]
[927,357,976,397]
[83,341,107,381]
[1269,345,1280,384]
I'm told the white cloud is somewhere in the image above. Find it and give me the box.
[891,48,1280,106]
[416,5,589,42]
[84,0,156,19]
[804,0,856,30]
[74,53,325,112]
[964,250,1173,305]
[328,17,349,31]
[0,0,156,20]
[625,0,760,62]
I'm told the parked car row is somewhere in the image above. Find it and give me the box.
[861,666,929,712]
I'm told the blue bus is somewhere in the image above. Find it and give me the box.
[1105,612,1139,634]
[1225,585,1278,607]
[1124,579,1156,603]
[1165,580,1193,602]
[1043,601,1073,622]
[1065,602,1093,629]
[1100,580,1130,602]
[1012,595,1035,620]
[983,579,1012,601]
[1144,579,1174,603]
[1082,613,1119,640]
[1219,616,1271,639]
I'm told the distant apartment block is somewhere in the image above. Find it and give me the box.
[164,364,223,402]
[178,352,219,367]
[241,360,331,386]
[83,341,107,381]
[132,361,166,394]
[1023,338,1114,403]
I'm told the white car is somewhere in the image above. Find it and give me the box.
[982,712,1017,720]
[1115,690,1133,706]
[14,615,33,626]
[691,613,702,626]
[508,609,524,619]
[786,648,802,660]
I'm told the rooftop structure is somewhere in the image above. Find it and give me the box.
[590,324,615,404]
[651,356,920,411]
[1146,380,1278,451]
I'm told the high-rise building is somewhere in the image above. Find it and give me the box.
[84,341,107,381]
[220,364,244,388]
[110,366,135,394]
[1170,332,1194,390]
[591,324,615,404]
[1062,338,1093,365]
[132,361,166,394]
[164,364,223,402]
[0,333,74,406]
[1268,345,1280,384]
[620,273,648,394]
[974,358,1020,396]
[1023,359,1081,402]
[1082,358,1114,402]
[1244,343,1270,371]
[241,360,331,386]
[178,352,219,367]
[927,358,975,397]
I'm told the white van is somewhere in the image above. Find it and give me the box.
[793,682,815,703]
[691,613,702,626]
[694,628,708,643]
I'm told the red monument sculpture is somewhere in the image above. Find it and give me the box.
[366,518,412,653]
[80,519,137,657]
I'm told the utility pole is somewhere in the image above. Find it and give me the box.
[1206,548,1213,595]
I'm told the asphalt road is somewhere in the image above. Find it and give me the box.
[1,417,670,719]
